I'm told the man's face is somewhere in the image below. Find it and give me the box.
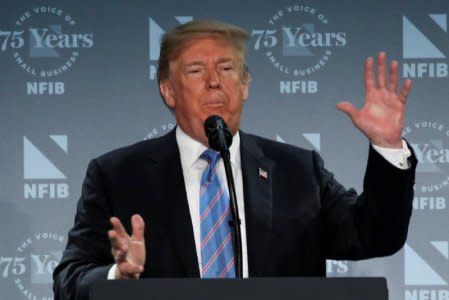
[160,37,249,146]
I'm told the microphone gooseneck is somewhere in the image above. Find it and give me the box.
[203,115,243,278]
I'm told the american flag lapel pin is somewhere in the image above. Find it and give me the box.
[258,167,268,180]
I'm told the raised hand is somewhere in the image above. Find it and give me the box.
[108,214,146,279]
[336,52,412,148]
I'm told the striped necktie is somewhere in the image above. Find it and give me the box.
[199,149,235,278]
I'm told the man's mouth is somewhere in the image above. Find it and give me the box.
[204,99,225,107]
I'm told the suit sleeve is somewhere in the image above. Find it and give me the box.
[316,144,417,260]
[53,159,115,300]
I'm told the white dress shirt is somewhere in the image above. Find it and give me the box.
[108,127,411,279]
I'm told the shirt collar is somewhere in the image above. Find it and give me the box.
[176,125,241,168]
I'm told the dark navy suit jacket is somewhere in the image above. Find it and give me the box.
[53,130,417,300]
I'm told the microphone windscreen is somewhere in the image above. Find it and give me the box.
[204,115,232,151]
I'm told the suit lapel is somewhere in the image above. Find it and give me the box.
[152,130,200,277]
[240,132,274,276]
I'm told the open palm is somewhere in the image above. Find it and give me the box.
[337,52,412,148]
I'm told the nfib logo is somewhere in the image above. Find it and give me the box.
[23,135,69,199]
[402,14,448,79]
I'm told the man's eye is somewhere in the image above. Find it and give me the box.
[220,65,234,72]
[187,68,201,74]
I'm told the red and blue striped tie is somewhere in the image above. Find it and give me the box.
[200,149,235,278]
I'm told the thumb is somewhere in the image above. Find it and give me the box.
[131,214,145,241]
[336,101,359,120]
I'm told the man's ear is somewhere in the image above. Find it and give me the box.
[240,65,250,102]
[241,80,249,102]
[160,80,175,108]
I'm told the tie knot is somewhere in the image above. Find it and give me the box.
[201,149,220,167]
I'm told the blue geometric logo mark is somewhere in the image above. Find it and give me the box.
[282,24,314,57]
[403,15,446,59]
[405,243,447,286]
[149,16,192,61]
[303,133,320,151]
[23,135,67,179]
[30,251,62,284]
[431,241,449,259]
[29,24,61,58]
[276,133,320,151]
[430,14,447,32]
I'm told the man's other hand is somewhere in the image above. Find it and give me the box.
[108,214,146,279]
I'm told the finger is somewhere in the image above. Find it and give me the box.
[118,262,144,277]
[398,79,412,104]
[364,57,375,92]
[389,60,399,92]
[336,101,360,121]
[108,230,128,255]
[377,51,386,89]
[131,214,145,242]
[110,217,129,239]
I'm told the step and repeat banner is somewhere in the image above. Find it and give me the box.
[1,0,448,299]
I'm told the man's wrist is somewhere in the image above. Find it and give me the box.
[372,139,412,169]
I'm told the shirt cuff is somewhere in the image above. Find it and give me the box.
[372,140,412,170]
[107,264,117,280]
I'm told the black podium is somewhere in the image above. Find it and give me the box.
[90,277,388,300]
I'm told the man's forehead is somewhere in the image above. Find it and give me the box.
[173,37,239,63]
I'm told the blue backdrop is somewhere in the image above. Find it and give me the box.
[1,1,448,299]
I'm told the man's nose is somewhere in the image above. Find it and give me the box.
[206,70,221,89]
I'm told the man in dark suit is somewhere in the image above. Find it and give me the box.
[53,20,416,299]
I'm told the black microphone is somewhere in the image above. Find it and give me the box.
[204,115,233,153]
[203,115,243,278]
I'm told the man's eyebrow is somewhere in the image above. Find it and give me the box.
[216,57,234,64]
[184,61,205,67]
[183,57,234,68]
